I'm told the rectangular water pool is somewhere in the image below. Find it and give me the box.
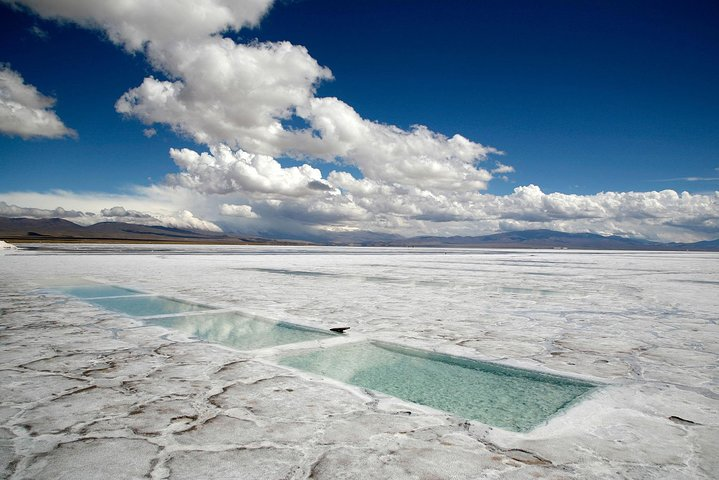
[87,295,213,317]
[51,285,143,299]
[145,312,336,350]
[279,342,597,432]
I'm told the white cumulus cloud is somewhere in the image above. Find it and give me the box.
[9,0,500,192]
[153,209,222,232]
[4,0,273,51]
[115,39,333,153]
[156,143,719,241]
[0,65,76,139]
[100,205,153,218]
[491,162,515,174]
[219,203,258,218]
[99,205,222,232]
[292,98,497,191]
[167,144,330,197]
[2,182,719,241]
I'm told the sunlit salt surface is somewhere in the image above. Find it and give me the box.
[86,295,213,317]
[280,342,597,432]
[50,284,143,298]
[144,312,336,350]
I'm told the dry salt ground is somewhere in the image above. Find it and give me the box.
[0,244,717,479]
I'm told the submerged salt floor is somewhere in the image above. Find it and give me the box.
[280,341,597,432]
[1,245,718,479]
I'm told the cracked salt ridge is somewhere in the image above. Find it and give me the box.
[1,247,718,479]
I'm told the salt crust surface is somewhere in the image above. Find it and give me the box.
[0,241,17,251]
[0,245,717,479]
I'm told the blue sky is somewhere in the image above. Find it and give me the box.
[252,0,719,195]
[0,0,718,241]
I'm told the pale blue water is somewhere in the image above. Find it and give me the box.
[54,283,596,430]
[279,342,597,432]
[145,312,335,350]
[87,295,213,317]
[51,285,142,298]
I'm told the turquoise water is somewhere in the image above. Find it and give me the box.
[88,295,213,317]
[145,312,335,350]
[279,342,597,432]
[52,285,142,298]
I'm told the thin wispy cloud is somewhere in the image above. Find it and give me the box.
[28,25,47,39]
[655,177,719,182]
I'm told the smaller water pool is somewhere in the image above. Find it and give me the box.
[88,295,213,317]
[145,312,336,350]
[279,342,597,432]
[50,285,143,299]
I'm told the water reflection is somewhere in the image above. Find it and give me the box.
[145,312,335,350]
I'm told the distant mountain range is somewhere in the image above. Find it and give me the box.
[1,217,718,251]
[0,217,304,245]
[378,229,719,251]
